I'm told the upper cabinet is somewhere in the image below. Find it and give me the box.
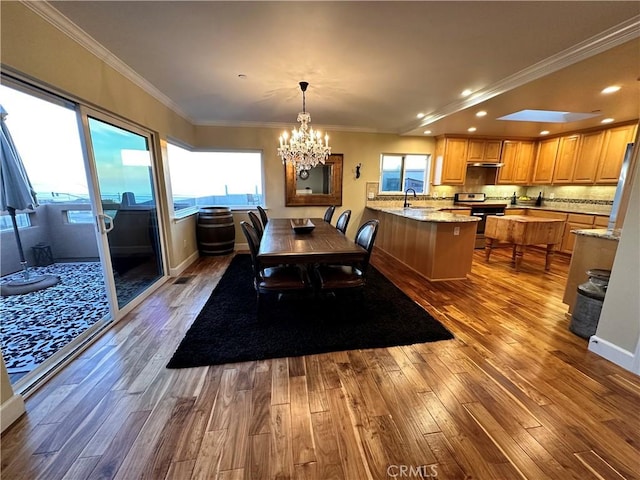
[531,137,560,184]
[433,137,468,185]
[552,135,580,184]
[595,124,637,184]
[497,140,534,184]
[467,139,502,163]
[572,130,605,183]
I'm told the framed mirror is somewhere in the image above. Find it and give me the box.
[285,153,343,206]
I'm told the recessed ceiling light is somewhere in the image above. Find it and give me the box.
[461,89,473,97]
[601,86,621,94]
[601,118,615,124]
[423,130,432,135]
[417,113,425,119]
[540,130,550,135]
[467,127,477,132]
[476,110,487,117]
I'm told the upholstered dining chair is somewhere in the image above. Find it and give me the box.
[256,205,268,226]
[314,219,379,295]
[240,221,310,314]
[248,211,264,240]
[323,205,336,223]
[335,209,351,235]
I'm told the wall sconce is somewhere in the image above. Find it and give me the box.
[355,163,362,179]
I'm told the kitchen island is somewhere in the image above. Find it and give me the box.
[364,207,479,281]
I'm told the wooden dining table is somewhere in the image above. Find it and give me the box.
[258,218,367,267]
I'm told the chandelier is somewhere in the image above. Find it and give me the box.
[278,81,331,173]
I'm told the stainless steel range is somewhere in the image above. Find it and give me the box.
[454,193,507,248]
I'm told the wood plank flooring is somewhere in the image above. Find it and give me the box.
[2,247,639,479]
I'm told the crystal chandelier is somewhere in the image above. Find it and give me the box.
[278,81,331,173]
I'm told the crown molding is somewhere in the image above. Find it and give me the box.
[409,15,640,133]
[22,1,192,122]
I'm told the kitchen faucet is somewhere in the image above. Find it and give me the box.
[403,188,417,208]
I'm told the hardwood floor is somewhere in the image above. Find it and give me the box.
[2,247,639,479]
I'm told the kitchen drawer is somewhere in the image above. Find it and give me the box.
[594,216,609,227]
[506,209,526,215]
[527,210,567,220]
[567,213,594,224]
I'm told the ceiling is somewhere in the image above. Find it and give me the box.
[45,1,640,138]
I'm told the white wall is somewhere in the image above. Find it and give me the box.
[589,154,640,373]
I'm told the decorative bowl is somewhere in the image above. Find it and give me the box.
[517,199,537,206]
[290,218,315,234]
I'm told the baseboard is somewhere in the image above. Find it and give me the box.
[169,250,200,277]
[0,393,25,433]
[588,336,637,373]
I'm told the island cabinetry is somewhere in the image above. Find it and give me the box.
[563,232,618,315]
[433,137,468,185]
[497,141,534,184]
[531,137,560,183]
[595,123,637,184]
[467,139,502,162]
[552,135,581,184]
[367,208,478,281]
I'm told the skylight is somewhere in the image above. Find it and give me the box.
[497,109,600,123]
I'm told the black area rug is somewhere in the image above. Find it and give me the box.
[167,255,454,368]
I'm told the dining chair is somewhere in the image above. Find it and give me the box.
[323,205,336,223]
[314,219,380,295]
[256,205,268,226]
[335,209,351,234]
[248,211,264,240]
[240,221,310,314]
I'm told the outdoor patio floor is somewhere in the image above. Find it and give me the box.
[0,262,110,382]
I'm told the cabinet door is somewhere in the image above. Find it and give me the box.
[513,141,535,184]
[596,124,637,184]
[485,140,502,162]
[442,138,468,184]
[532,138,560,183]
[497,141,517,183]
[552,135,580,183]
[561,221,594,253]
[573,130,604,183]
[466,140,485,162]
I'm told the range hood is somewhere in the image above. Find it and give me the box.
[467,162,504,167]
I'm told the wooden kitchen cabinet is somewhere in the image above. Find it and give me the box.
[467,139,502,162]
[572,130,604,183]
[531,137,560,183]
[595,123,637,184]
[434,137,468,185]
[593,215,609,227]
[552,135,580,184]
[498,140,534,184]
[560,213,595,253]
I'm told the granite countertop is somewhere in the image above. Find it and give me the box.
[366,201,611,217]
[572,228,621,241]
[367,206,480,223]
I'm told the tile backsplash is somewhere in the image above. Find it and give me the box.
[366,182,616,206]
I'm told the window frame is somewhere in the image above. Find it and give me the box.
[378,153,431,195]
[166,141,265,218]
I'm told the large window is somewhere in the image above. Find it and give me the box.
[379,154,430,194]
[167,143,263,215]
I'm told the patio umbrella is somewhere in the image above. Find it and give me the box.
[0,104,58,295]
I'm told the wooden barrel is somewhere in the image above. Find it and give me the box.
[196,207,235,255]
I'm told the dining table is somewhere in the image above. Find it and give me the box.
[258,218,367,267]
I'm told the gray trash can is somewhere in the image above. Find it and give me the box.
[570,269,611,338]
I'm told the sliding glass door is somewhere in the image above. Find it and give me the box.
[83,113,165,310]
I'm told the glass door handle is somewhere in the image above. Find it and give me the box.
[97,213,114,234]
